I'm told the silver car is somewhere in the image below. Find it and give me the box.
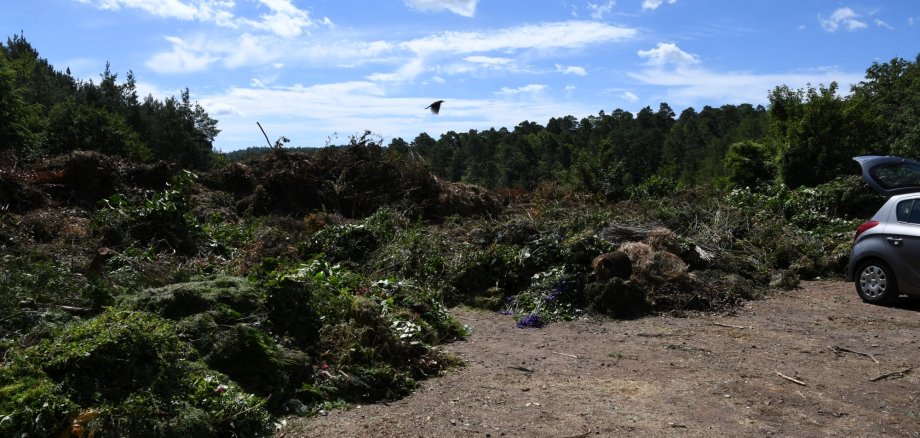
[847,155,920,304]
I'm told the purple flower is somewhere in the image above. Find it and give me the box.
[543,289,561,303]
[516,314,544,328]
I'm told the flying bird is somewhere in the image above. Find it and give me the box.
[425,100,444,114]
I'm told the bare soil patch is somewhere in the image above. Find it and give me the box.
[281,281,920,437]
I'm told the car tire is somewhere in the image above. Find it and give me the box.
[855,259,898,304]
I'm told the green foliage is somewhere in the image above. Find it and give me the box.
[628,174,682,199]
[851,55,920,158]
[94,170,201,253]
[252,256,464,404]
[0,253,104,339]
[0,52,39,157]
[723,140,775,189]
[0,358,75,437]
[45,97,151,160]
[3,310,272,437]
[504,267,581,323]
[119,276,262,321]
[1,35,219,167]
[770,83,869,187]
[300,207,405,265]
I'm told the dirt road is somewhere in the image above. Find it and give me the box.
[281,281,920,437]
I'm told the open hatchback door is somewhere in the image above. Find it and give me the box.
[853,155,920,196]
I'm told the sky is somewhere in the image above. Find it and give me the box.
[2,1,919,152]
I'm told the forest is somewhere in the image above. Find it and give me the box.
[1,33,920,436]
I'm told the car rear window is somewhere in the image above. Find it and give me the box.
[871,162,920,189]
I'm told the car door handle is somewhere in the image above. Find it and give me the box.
[886,236,904,247]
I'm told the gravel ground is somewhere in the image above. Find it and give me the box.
[281,281,920,437]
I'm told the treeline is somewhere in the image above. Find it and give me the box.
[395,54,920,196]
[2,32,918,193]
[397,103,767,197]
[0,34,218,168]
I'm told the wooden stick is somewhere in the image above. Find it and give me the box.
[563,429,592,438]
[713,322,749,329]
[830,346,880,364]
[257,122,273,148]
[870,367,912,382]
[553,352,579,359]
[775,371,807,386]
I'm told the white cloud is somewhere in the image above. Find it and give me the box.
[621,91,639,102]
[145,36,217,73]
[76,0,226,21]
[361,21,634,84]
[366,58,425,82]
[910,17,917,26]
[629,62,864,107]
[78,0,320,37]
[464,55,513,66]
[874,18,893,30]
[587,0,615,19]
[555,64,587,75]
[496,84,547,95]
[403,0,478,17]
[236,0,316,38]
[820,7,868,32]
[222,33,284,69]
[404,21,636,55]
[642,0,676,11]
[147,32,396,73]
[637,42,700,66]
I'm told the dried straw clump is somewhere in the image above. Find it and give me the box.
[618,241,653,272]
[646,226,679,252]
[618,240,688,283]
[646,250,689,282]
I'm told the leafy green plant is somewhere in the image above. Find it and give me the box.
[94,170,202,253]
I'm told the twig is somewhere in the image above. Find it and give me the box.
[830,346,879,364]
[553,352,579,359]
[775,371,807,386]
[58,305,91,314]
[563,429,592,438]
[508,366,534,373]
[870,367,912,382]
[712,322,749,329]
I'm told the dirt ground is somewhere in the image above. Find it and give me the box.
[280,281,920,437]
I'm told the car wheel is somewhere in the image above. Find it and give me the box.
[855,260,898,304]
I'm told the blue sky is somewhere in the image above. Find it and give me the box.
[3,1,918,151]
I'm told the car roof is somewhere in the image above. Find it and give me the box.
[853,155,920,196]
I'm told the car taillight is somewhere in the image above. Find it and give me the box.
[854,220,880,241]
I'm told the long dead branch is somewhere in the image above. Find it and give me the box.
[830,345,879,364]
[870,367,912,382]
[713,322,750,329]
